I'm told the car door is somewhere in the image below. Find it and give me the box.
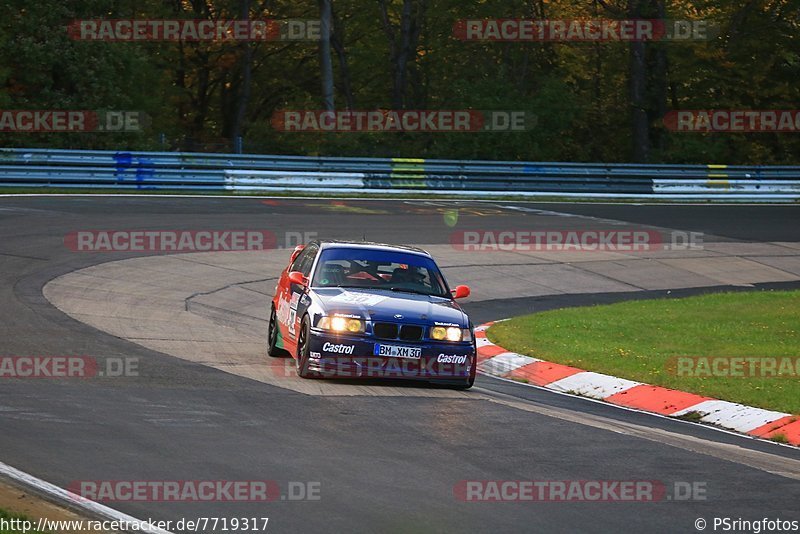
[277,243,318,344]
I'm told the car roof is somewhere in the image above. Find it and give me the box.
[315,240,431,258]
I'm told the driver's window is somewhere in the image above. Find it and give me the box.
[298,245,318,276]
[289,249,308,272]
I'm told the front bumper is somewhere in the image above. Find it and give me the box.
[307,329,475,381]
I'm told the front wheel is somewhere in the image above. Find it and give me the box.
[450,351,477,390]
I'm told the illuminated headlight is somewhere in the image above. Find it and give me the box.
[318,316,365,333]
[445,327,462,342]
[430,326,470,342]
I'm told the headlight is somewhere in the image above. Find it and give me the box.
[445,327,462,342]
[430,326,469,342]
[431,326,447,340]
[318,316,365,333]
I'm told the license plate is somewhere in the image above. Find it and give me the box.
[374,343,421,359]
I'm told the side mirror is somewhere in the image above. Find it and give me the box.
[452,285,470,299]
[289,245,305,264]
[288,271,308,287]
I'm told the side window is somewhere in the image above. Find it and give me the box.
[298,245,318,276]
[290,247,312,273]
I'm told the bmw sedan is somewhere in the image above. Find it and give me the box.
[268,240,476,389]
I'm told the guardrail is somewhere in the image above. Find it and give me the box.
[1,148,798,200]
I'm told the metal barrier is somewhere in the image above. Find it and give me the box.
[1,148,798,200]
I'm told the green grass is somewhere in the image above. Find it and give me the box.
[770,433,790,444]
[0,509,47,534]
[488,290,800,414]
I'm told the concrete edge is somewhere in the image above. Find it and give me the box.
[0,462,173,534]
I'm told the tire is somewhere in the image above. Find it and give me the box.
[295,316,316,379]
[449,348,477,390]
[267,306,289,357]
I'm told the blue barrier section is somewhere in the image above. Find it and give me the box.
[0,148,798,199]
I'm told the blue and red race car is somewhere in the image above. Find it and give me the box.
[268,240,476,389]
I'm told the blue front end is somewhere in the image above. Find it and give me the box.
[306,319,476,383]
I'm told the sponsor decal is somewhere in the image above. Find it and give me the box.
[276,291,301,337]
[329,292,387,307]
[322,342,355,355]
[287,291,300,335]
[309,352,321,359]
[434,321,461,327]
[437,354,468,365]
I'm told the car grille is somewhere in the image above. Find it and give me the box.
[373,322,424,342]
[373,322,398,339]
[399,325,423,341]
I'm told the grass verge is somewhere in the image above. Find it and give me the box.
[487,290,800,414]
[0,509,47,534]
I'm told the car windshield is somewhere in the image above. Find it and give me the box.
[311,247,449,297]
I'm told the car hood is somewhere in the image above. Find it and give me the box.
[311,288,468,327]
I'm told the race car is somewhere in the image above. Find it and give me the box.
[268,240,477,389]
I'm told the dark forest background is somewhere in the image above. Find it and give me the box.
[1,0,798,163]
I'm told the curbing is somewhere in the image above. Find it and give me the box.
[474,322,800,446]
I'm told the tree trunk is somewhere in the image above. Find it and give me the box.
[231,0,253,146]
[331,4,355,110]
[319,0,335,112]
[628,0,650,162]
[379,0,426,110]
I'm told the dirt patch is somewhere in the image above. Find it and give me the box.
[0,479,105,533]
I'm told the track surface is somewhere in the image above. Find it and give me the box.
[1,198,799,533]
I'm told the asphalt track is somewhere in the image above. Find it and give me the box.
[1,197,799,533]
